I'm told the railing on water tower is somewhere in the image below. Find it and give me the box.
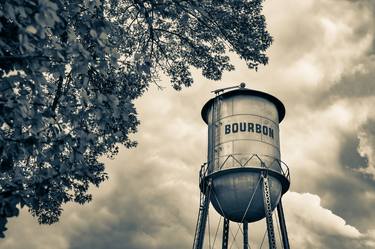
[199,154,290,192]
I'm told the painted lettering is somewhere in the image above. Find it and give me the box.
[262,126,268,136]
[239,122,247,132]
[225,125,231,134]
[232,123,238,133]
[269,128,274,139]
[256,124,262,133]
[248,123,254,132]
[222,121,276,140]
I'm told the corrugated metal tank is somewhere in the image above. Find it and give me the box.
[201,88,289,222]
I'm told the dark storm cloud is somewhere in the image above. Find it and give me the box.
[280,116,375,235]
[306,0,375,233]
[67,87,208,249]
[358,118,375,177]
[315,129,375,231]
[65,0,375,247]
[319,173,375,231]
[320,63,375,104]
[315,0,375,105]
[4,85,209,249]
[332,0,375,48]
[339,132,368,170]
[321,234,372,249]
[69,150,197,249]
[4,0,375,248]
[361,119,375,144]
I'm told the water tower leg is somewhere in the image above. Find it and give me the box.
[277,200,290,249]
[261,173,277,249]
[192,182,211,249]
[222,218,230,249]
[243,222,249,249]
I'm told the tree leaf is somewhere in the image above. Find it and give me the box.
[26,25,37,34]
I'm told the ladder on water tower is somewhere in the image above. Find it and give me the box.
[193,94,222,249]
[214,95,222,167]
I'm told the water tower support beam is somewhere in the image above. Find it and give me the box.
[261,172,277,249]
[222,218,230,249]
[243,222,249,249]
[192,182,211,249]
[277,200,290,249]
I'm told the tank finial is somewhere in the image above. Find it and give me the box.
[211,83,248,95]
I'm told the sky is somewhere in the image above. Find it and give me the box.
[2,0,375,248]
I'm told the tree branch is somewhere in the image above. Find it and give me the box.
[51,76,64,113]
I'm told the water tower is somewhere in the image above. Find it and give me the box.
[192,84,291,249]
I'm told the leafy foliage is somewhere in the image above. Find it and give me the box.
[0,0,272,237]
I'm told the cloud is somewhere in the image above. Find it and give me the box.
[358,119,375,178]
[339,132,368,170]
[284,192,361,239]
[6,79,374,249]
[65,87,207,249]
[282,192,375,249]
[3,0,375,248]
[365,230,375,247]
[1,212,70,249]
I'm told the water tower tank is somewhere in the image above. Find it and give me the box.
[201,87,290,222]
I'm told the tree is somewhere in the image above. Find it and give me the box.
[0,0,272,237]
